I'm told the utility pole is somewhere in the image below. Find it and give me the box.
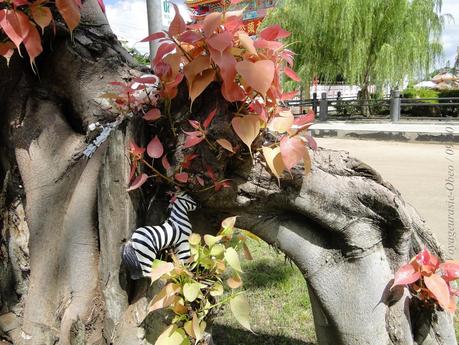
[146,0,163,58]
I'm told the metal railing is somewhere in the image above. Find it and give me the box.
[286,91,459,121]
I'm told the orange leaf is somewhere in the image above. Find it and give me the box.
[148,283,180,313]
[268,109,294,133]
[392,263,420,287]
[56,0,81,32]
[216,138,234,152]
[262,146,285,180]
[238,32,257,55]
[203,108,217,129]
[30,5,52,34]
[259,24,290,41]
[227,274,242,289]
[168,3,186,37]
[147,136,164,158]
[236,59,275,96]
[207,31,232,54]
[202,12,221,37]
[189,69,216,106]
[424,273,451,311]
[0,41,16,65]
[141,31,166,42]
[439,261,459,281]
[183,55,211,86]
[231,115,260,156]
[280,136,307,172]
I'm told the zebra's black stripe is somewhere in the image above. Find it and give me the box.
[122,193,198,280]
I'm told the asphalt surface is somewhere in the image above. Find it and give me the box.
[317,138,458,259]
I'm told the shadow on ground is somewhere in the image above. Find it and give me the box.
[243,260,295,289]
[212,325,315,345]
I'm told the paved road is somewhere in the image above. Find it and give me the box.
[316,138,458,259]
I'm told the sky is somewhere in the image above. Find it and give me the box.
[105,0,459,69]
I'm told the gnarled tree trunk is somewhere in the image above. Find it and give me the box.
[0,1,456,344]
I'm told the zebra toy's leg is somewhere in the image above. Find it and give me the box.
[174,237,191,262]
[122,241,144,280]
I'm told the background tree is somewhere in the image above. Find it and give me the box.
[266,0,444,106]
[0,1,457,344]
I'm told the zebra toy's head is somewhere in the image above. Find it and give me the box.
[173,192,198,212]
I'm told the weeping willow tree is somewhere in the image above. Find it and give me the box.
[266,0,445,103]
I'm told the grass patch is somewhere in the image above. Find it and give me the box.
[212,239,317,345]
[212,239,459,344]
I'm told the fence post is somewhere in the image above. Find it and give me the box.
[312,92,318,114]
[390,90,401,122]
[319,92,328,121]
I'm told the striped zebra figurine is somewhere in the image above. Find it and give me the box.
[122,193,198,279]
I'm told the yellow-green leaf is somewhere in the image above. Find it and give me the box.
[230,294,252,332]
[188,233,201,246]
[204,234,222,247]
[210,244,225,258]
[210,282,224,296]
[192,313,204,342]
[151,260,175,283]
[240,229,261,242]
[155,325,190,345]
[224,247,243,273]
[183,282,201,302]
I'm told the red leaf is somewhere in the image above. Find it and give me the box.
[196,175,205,186]
[23,23,43,68]
[206,31,232,54]
[259,24,290,41]
[56,0,81,32]
[161,155,171,170]
[153,43,176,67]
[284,66,301,82]
[0,10,31,50]
[184,135,204,148]
[306,135,317,151]
[203,108,217,129]
[280,136,307,171]
[392,263,420,287]
[440,261,459,281]
[424,273,451,311]
[236,60,275,96]
[231,0,244,3]
[143,108,161,121]
[281,90,299,101]
[202,12,221,37]
[206,165,216,181]
[280,49,295,66]
[168,3,186,37]
[293,109,315,126]
[129,141,145,156]
[188,120,201,129]
[127,173,148,191]
[253,39,283,50]
[97,0,105,13]
[147,136,164,158]
[175,172,189,183]
[141,31,166,42]
[182,153,198,169]
[179,30,202,44]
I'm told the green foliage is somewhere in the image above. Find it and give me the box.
[149,217,258,344]
[402,88,440,103]
[265,0,444,91]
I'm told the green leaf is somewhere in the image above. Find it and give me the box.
[204,234,222,247]
[230,294,252,332]
[210,282,224,296]
[151,260,175,283]
[240,229,261,242]
[155,325,190,345]
[224,247,243,273]
[183,282,201,302]
[210,244,225,258]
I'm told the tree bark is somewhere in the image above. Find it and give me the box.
[0,1,456,344]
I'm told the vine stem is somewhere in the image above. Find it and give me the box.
[141,158,177,185]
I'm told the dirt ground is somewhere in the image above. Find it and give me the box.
[317,138,458,259]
